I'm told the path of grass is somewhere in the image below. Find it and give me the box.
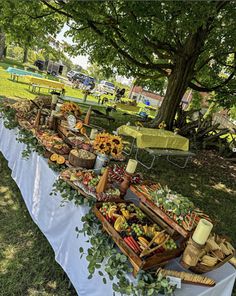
[0,152,77,296]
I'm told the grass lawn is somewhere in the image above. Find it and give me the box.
[0,152,77,296]
[0,58,235,295]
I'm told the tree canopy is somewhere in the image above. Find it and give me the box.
[0,0,64,62]
[1,0,235,128]
[38,0,236,128]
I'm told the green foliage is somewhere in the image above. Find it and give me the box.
[230,106,236,120]
[37,0,236,126]
[187,91,203,111]
[16,129,45,159]
[0,103,18,129]
[76,209,175,296]
[0,0,64,62]
[87,63,115,82]
[51,179,94,207]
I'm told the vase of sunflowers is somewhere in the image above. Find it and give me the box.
[93,133,123,172]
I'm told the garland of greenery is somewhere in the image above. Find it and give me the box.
[0,103,19,129]
[51,179,95,207]
[76,209,175,296]
[0,104,45,159]
[16,128,46,159]
[0,105,175,295]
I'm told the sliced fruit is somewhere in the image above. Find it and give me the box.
[50,153,58,162]
[121,209,130,219]
[143,225,148,234]
[75,121,83,129]
[114,216,126,232]
[154,232,166,244]
[57,155,66,164]
[54,144,62,150]
[80,127,87,135]
[138,237,149,248]
[108,206,117,218]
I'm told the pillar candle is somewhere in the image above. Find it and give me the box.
[90,129,98,140]
[192,219,213,245]
[52,94,58,104]
[126,159,138,174]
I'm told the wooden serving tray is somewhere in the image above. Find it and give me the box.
[60,168,123,202]
[130,185,190,238]
[93,201,185,276]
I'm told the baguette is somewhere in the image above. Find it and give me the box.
[159,269,216,286]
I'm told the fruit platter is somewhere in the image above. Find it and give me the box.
[60,168,121,201]
[189,234,235,274]
[130,184,211,238]
[93,201,185,275]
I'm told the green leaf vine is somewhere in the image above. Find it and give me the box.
[16,128,45,159]
[51,179,95,207]
[0,104,19,130]
[76,209,176,296]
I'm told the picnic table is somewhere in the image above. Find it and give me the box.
[6,67,42,81]
[28,76,65,93]
[118,125,189,150]
[118,125,194,169]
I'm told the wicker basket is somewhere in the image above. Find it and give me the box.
[69,149,96,169]
[190,252,234,274]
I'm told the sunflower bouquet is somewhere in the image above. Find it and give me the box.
[60,102,82,118]
[93,133,123,157]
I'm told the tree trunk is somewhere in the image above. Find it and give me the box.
[0,29,6,60]
[153,27,210,130]
[23,47,28,63]
[153,57,196,130]
[3,46,7,58]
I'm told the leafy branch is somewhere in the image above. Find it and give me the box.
[16,129,45,159]
[0,104,19,130]
[51,179,95,207]
[76,209,176,296]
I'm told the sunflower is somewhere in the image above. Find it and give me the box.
[110,135,122,145]
[158,121,167,129]
[111,147,120,157]
[93,133,123,155]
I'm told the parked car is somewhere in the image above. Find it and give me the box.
[97,80,115,95]
[34,60,65,76]
[72,73,95,84]
[71,73,86,83]
[67,70,76,79]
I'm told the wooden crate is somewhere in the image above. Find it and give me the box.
[93,202,185,276]
[130,185,190,238]
[59,168,124,202]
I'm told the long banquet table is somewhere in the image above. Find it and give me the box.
[0,118,235,296]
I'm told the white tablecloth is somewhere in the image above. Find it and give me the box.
[0,118,235,296]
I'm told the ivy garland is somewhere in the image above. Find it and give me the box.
[51,179,95,207]
[0,103,19,130]
[76,209,176,296]
[1,104,175,295]
[16,128,45,159]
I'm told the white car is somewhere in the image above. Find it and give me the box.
[67,70,80,80]
[97,80,115,95]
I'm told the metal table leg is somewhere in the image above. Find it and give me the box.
[135,148,157,169]
[123,137,136,156]
[166,155,191,169]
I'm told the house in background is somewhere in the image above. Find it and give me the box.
[129,85,193,109]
